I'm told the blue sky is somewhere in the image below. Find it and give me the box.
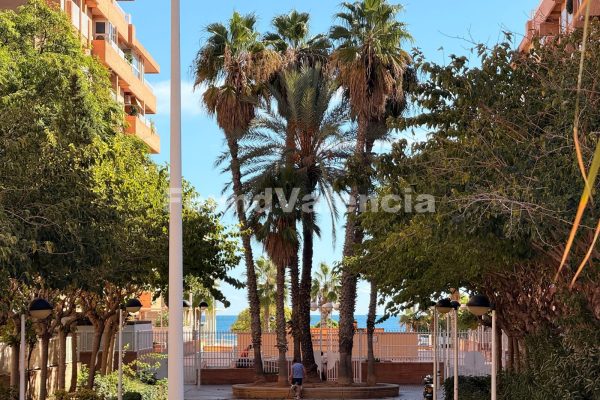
[120,0,539,315]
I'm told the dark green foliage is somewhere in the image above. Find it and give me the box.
[122,392,142,400]
[53,389,103,400]
[499,326,600,400]
[443,375,490,400]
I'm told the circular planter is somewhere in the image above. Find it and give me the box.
[232,383,400,399]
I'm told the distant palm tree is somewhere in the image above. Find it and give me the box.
[329,0,412,384]
[311,262,341,326]
[192,11,281,380]
[255,257,289,332]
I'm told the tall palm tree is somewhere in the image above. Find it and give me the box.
[263,11,332,371]
[329,0,412,384]
[192,12,281,380]
[242,65,352,379]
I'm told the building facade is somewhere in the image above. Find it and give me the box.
[520,0,600,52]
[0,0,160,153]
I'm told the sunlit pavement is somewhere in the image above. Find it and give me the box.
[184,385,442,400]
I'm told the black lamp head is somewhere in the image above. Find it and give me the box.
[29,298,53,320]
[435,298,453,314]
[466,294,491,316]
[125,298,142,314]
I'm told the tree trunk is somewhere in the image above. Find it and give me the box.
[366,281,377,386]
[39,333,50,400]
[507,335,514,372]
[289,251,302,362]
[9,343,19,389]
[86,320,104,389]
[514,337,521,373]
[275,262,289,386]
[69,327,78,393]
[106,323,117,374]
[57,328,67,390]
[299,217,319,381]
[228,138,264,380]
[99,317,115,375]
[338,116,368,385]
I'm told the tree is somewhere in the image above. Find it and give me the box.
[311,262,341,326]
[243,64,351,378]
[329,0,412,383]
[193,12,281,380]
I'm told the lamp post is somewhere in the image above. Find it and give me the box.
[435,299,452,396]
[169,0,184,398]
[22,299,53,400]
[197,300,208,387]
[118,299,142,400]
[430,305,439,400]
[466,294,495,400]
[450,301,460,400]
[320,302,333,380]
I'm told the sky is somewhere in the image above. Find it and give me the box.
[119,0,540,315]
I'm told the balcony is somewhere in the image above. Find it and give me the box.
[125,114,160,154]
[85,0,130,42]
[92,39,157,113]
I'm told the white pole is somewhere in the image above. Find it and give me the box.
[168,0,184,398]
[319,308,323,380]
[453,309,458,400]
[19,314,25,400]
[118,310,123,400]
[433,309,438,400]
[197,311,202,387]
[445,314,449,381]
[491,310,497,400]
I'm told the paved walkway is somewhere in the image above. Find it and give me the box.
[184,385,441,400]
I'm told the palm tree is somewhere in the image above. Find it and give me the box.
[249,167,300,386]
[242,65,351,379]
[311,262,341,326]
[264,10,331,68]
[263,11,332,371]
[192,12,281,380]
[255,257,277,331]
[329,0,412,384]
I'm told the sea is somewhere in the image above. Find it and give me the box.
[215,314,404,332]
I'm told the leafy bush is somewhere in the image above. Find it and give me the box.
[123,392,142,400]
[443,375,490,400]
[53,389,103,400]
[0,382,17,400]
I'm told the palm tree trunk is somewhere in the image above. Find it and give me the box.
[275,262,289,386]
[9,343,19,389]
[228,137,264,380]
[366,281,377,385]
[338,116,369,384]
[290,250,302,362]
[507,335,514,371]
[300,217,319,381]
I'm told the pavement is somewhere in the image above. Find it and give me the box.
[184,385,442,400]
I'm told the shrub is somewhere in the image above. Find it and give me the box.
[0,383,17,400]
[123,392,142,400]
[443,375,490,400]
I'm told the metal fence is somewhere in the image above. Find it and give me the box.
[139,327,498,384]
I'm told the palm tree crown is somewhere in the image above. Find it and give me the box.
[330,0,412,120]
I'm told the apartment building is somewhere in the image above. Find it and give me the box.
[0,0,160,153]
[520,0,600,52]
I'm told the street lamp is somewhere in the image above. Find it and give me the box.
[466,294,496,400]
[197,300,208,387]
[118,299,142,400]
[450,301,460,400]
[429,302,439,400]
[21,299,53,400]
[319,302,333,380]
[435,299,452,396]
[169,0,184,398]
